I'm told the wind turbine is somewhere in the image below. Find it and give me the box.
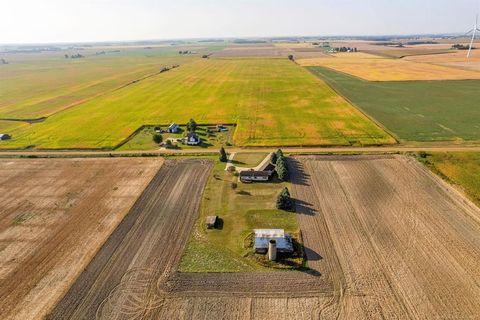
[466,14,480,58]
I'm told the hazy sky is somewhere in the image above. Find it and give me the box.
[1,0,479,44]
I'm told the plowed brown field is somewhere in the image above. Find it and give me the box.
[290,155,480,319]
[48,155,480,319]
[0,158,162,320]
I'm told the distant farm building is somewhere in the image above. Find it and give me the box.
[167,123,180,133]
[239,170,270,183]
[0,134,11,141]
[185,133,201,145]
[216,124,229,132]
[206,216,218,229]
[254,229,293,254]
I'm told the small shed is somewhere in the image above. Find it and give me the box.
[167,123,180,133]
[206,216,218,229]
[0,134,11,141]
[254,229,293,254]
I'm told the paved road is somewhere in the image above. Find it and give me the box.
[1,145,480,158]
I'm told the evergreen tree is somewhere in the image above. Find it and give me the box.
[219,147,227,162]
[276,156,289,181]
[277,187,294,211]
[270,151,278,164]
[187,118,197,132]
[276,149,284,159]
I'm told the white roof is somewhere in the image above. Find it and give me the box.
[254,229,293,252]
[254,229,284,238]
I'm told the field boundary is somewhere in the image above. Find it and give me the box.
[306,66,400,144]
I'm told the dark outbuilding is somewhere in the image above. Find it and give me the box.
[206,215,218,229]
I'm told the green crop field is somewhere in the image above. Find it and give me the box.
[309,66,480,142]
[0,46,219,120]
[0,57,393,149]
[418,152,480,205]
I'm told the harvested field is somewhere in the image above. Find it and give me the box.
[405,50,480,72]
[289,155,480,319]
[49,159,213,320]
[0,158,162,320]
[211,45,293,58]
[298,52,480,81]
[49,155,480,319]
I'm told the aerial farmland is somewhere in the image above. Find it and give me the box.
[2,2,480,319]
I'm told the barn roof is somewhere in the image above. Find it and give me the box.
[254,229,294,252]
[239,170,270,178]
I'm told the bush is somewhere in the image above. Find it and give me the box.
[165,139,173,149]
[153,134,163,144]
[418,151,428,159]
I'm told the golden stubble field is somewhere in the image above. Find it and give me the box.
[405,50,480,72]
[0,158,162,320]
[289,155,480,319]
[297,52,480,81]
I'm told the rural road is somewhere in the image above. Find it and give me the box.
[1,144,480,158]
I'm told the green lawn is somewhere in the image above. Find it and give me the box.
[418,152,480,205]
[231,152,268,167]
[178,157,300,272]
[309,66,480,142]
[0,58,394,149]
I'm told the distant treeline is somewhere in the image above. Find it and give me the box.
[232,39,268,44]
[198,39,225,43]
[452,44,474,50]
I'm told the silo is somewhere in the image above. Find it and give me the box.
[268,239,277,261]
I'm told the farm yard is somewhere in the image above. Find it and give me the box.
[0,158,162,320]
[297,52,480,81]
[309,66,480,142]
[0,58,394,149]
[178,158,298,273]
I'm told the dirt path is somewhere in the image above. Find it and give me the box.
[2,144,480,159]
[48,160,213,320]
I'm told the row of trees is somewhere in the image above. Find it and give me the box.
[65,53,84,59]
[271,149,289,181]
[452,44,472,50]
[333,47,358,53]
